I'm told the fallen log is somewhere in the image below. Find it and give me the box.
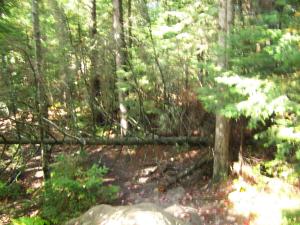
[0,136,210,146]
[159,150,213,189]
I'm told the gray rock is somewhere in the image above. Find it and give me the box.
[66,203,188,225]
[165,186,185,204]
[0,102,9,117]
[165,204,201,225]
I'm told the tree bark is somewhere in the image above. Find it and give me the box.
[48,0,77,128]
[90,0,99,131]
[127,0,132,57]
[0,136,210,146]
[113,0,128,136]
[89,0,106,132]
[32,0,50,180]
[213,0,232,182]
[143,0,168,106]
[214,116,230,181]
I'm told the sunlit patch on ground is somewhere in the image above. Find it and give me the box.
[228,177,300,225]
[0,214,10,224]
[2,144,299,225]
[0,119,12,131]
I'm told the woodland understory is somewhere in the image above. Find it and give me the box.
[1,0,300,224]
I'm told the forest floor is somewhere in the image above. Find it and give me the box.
[1,144,300,225]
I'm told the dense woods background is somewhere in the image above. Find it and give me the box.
[1,0,300,224]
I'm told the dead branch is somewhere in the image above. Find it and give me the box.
[159,150,213,189]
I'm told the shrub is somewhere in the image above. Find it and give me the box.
[282,209,300,225]
[0,180,23,200]
[42,154,119,224]
[11,216,50,225]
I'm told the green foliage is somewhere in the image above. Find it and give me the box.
[0,180,23,200]
[11,216,50,225]
[158,105,184,135]
[282,209,300,225]
[198,1,300,161]
[0,0,218,138]
[259,160,297,180]
[42,154,119,224]
[173,142,190,153]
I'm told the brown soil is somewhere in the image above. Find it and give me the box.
[2,144,299,225]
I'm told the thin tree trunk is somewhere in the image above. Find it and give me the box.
[127,0,132,58]
[125,0,147,126]
[89,0,106,133]
[1,54,9,92]
[90,0,99,134]
[1,54,21,138]
[143,0,168,106]
[213,0,232,182]
[48,0,77,128]
[0,0,3,16]
[113,0,128,136]
[32,0,50,180]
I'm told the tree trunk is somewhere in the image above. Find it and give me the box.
[143,1,168,106]
[213,0,232,182]
[127,0,132,57]
[90,0,99,133]
[32,0,50,180]
[48,0,77,128]
[89,0,106,132]
[0,136,210,146]
[113,0,128,136]
[214,116,230,181]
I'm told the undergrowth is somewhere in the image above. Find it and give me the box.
[41,153,119,224]
[11,216,50,225]
[11,152,119,224]
[282,209,300,225]
[0,180,23,200]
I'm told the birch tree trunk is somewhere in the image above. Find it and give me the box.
[213,0,232,182]
[113,0,128,136]
[32,0,50,180]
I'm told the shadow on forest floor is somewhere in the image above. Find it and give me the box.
[1,144,300,225]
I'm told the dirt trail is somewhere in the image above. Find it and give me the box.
[2,144,299,225]
[87,145,246,225]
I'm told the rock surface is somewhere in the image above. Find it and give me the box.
[66,202,188,225]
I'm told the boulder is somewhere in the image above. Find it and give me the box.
[66,203,188,225]
[165,204,201,225]
[0,102,9,117]
[165,186,185,205]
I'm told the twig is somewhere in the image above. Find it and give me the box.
[0,144,21,175]
[42,117,85,145]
